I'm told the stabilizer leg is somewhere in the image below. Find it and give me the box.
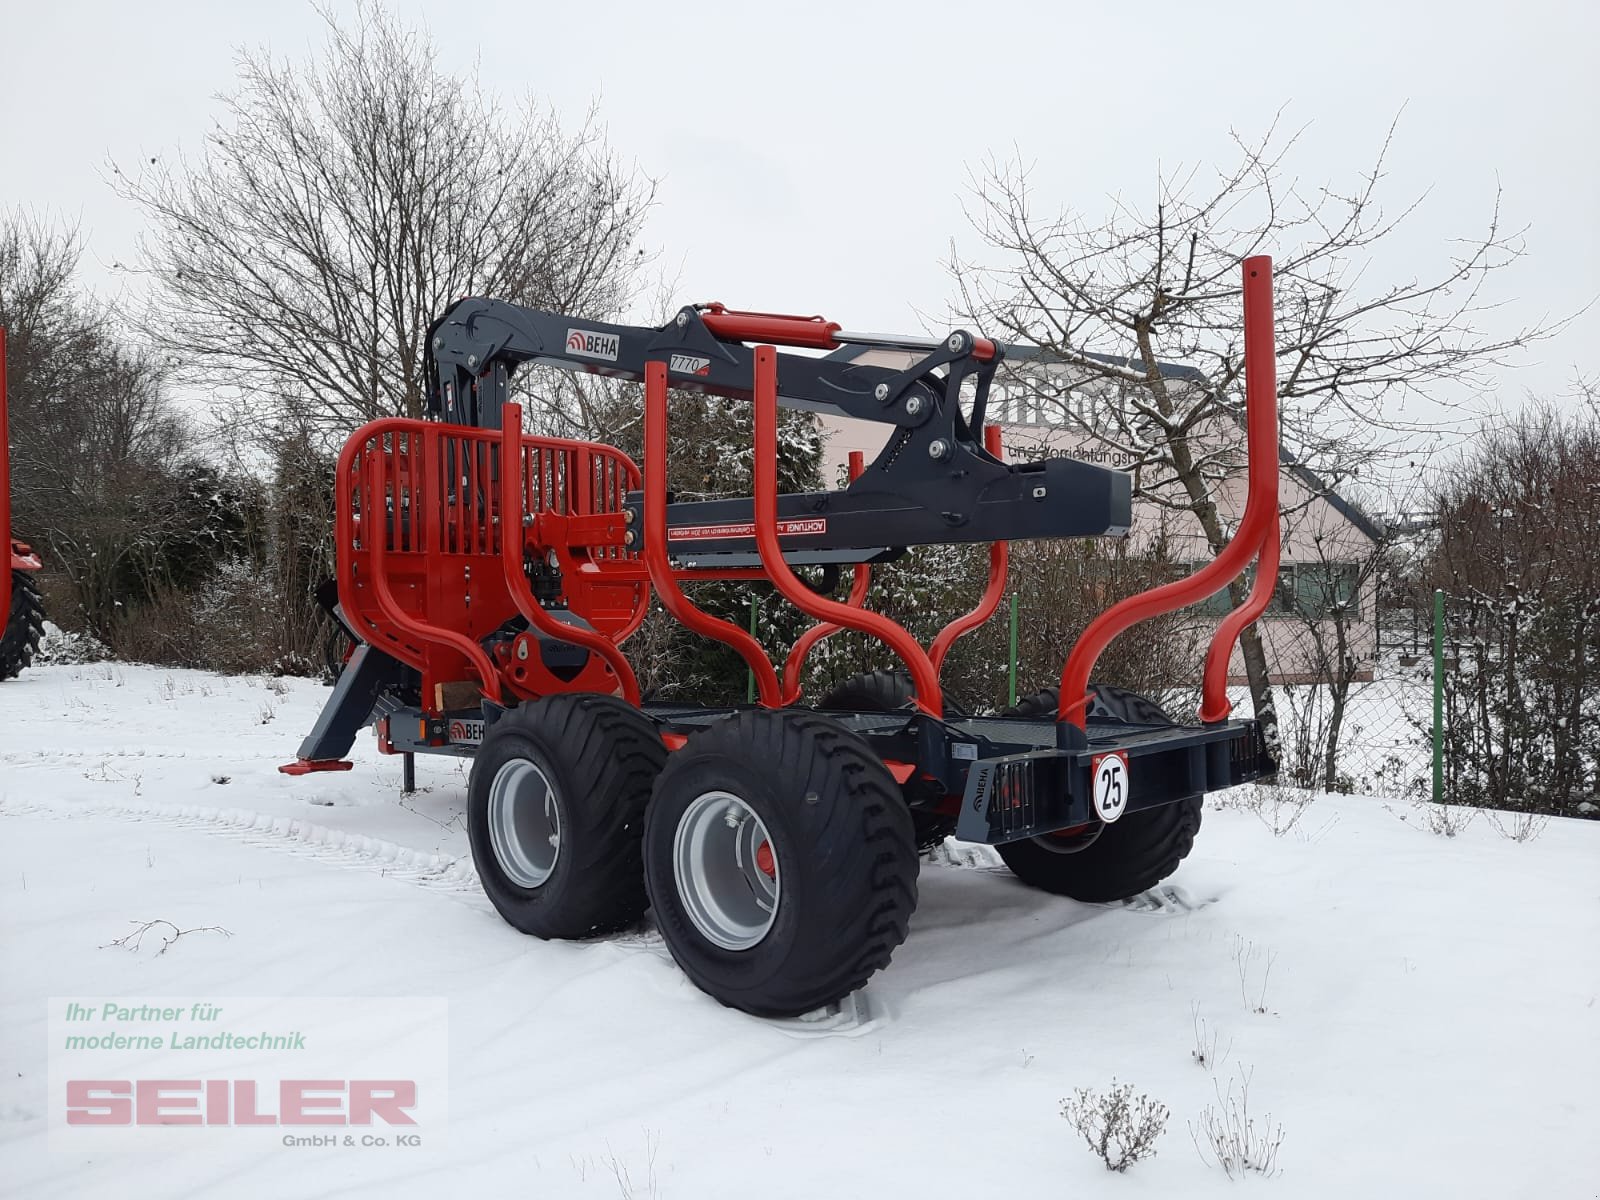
[279,644,407,774]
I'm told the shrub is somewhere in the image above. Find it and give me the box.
[1060,1080,1169,1172]
[1190,1067,1285,1178]
[1430,405,1600,818]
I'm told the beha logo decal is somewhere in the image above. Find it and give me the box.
[448,720,485,745]
[565,328,620,362]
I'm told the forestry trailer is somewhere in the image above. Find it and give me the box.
[283,256,1283,1017]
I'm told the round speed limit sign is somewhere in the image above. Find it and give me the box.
[1091,751,1130,822]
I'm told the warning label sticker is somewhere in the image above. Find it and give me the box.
[667,518,827,542]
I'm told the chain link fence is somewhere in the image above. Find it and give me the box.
[942,585,1594,820]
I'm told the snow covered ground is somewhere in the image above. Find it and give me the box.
[2,662,1597,1198]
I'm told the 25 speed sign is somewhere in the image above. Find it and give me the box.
[1090,750,1130,822]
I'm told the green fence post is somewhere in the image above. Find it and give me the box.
[747,593,760,704]
[1008,593,1019,709]
[1432,588,1445,805]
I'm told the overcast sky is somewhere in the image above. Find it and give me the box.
[2,0,1594,420]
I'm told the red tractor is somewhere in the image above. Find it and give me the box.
[283,258,1283,1018]
[0,328,46,681]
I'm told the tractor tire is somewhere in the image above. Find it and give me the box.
[321,621,354,685]
[815,669,956,850]
[643,709,918,1017]
[996,685,1201,903]
[1001,683,1175,726]
[468,693,666,940]
[0,572,45,682]
[995,794,1203,904]
[817,669,969,718]
[817,669,920,713]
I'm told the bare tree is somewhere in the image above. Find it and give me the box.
[114,2,653,440]
[1,213,227,637]
[0,216,100,420]
[952,114,1563,747]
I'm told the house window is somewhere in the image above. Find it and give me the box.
[1284,564,1360,619]
[1270,566,1298,615]
[1184,563,1361,620]
[1191,566,1253,616]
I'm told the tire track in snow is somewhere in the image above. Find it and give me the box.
[0,747,289,765]
[2,798,893,1037]
[5,798,898,1044]
[0,796,488,903]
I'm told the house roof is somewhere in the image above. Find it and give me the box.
[1275,451,1386,542]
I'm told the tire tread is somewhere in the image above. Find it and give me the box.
[469,693,666,939]
[0,572,45,682]
[646,709,918,1016]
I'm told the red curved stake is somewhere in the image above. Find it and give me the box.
[641,363,782,706]
[1199,515,1280,722]
[751,346,943,717]
[780,450,871,703]
[1057,256,1280,728]
[930,425,1010,673]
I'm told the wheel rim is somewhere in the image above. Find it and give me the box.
[673,790,781,951]
[1031,821,1103,855]
[487,759,562,888]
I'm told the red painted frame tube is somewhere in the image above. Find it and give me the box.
[336,422,424,664]
[1197,259,1282,720]
[499,404,641,706]
[929,425,1010,673]
[334,422,392,656]
[1199,515,1280,722]
[365,425,505,704]
[0,328,10,625]
[1056,255,1280,727]
[780,450,871,703]
[642,362,781,705]
[752,346,943,717]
